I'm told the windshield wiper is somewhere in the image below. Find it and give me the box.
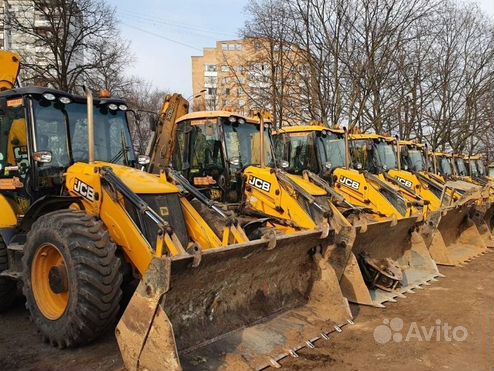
[109,130,130,165]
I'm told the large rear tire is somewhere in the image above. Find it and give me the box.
[0,237,16,312]
[22,210,122,348]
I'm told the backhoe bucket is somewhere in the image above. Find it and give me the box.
[116,230,354,371]
[336,217,441,307]
[424,205,488,266]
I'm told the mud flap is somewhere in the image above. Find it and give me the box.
[424,206,488,266]
[338,217,441,307]
[116,230,354,371]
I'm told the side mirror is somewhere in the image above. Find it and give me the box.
[33,151,52,163]
[355,162,363,170]
[323,162,332,170]
[229,157,240,166]
[137,154,150,166]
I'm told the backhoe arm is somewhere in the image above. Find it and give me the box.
[147,94,190,173]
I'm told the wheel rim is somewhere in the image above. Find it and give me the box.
[31,243,69,320]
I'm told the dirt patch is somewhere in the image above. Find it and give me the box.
[0,252,492,371]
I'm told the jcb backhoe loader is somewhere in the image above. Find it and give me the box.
[0,52,354,371]
[346,133,489,263]
[390,140,491,263]
[431,151,493,249]
[147,99,441,308]
[467,155,494,231]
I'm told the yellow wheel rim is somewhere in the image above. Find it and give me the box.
[31,243,69,320]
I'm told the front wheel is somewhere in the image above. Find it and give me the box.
[22,210,122,348]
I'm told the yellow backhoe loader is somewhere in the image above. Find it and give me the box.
[467,155,494,231]
[0,52,354,371]
[431,151,493,249]
[347,134,488,263]
[272,124,488,269]
[391,140,490,263]
[148,100,442,309]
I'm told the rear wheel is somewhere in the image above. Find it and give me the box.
[22,210,122,348]
[0,237,16,312]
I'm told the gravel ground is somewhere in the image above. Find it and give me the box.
[0,251,492,371]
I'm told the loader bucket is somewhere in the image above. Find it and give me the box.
[116,230,354,371]
[337,217,441,307]
[424,205,488,266]
[471,204,494,249]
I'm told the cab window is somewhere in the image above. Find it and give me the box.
[0,102,29,178]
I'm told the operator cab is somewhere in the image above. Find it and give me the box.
[0,87,135,207]
[172,111,272,202]
[434,153,454,178]
[349,135,398,174]
[400,142,427,172]
[273,125,346,185]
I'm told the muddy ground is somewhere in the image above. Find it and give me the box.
[1,252,492,371]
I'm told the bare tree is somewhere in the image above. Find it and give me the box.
[10,0,130,93]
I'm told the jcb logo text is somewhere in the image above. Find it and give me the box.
[339,176,360,190]
[73,178,95,201]
[397,177,413,188]
[248,176,272,192]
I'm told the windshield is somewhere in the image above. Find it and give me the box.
[316,131,346,172]
[350,139,397,173]
[476,160,486,176]
[439,157,453,176]
[403,148,425,172]
[455,158,467,176]
[223,118,273,171]
[173,118,224,178]
[32,97,134,176]
[275,132,318,174]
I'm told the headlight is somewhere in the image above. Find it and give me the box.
[42,93,56,101]
[59,96,71,104]
[228,116,237,123]
[238,118,245,124]
[118,104,128,111]
[108,103,118,110]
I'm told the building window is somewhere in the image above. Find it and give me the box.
[222,43,228,50]
[224,88,231,96]
[228,44,236,51]
[238,89,244,97]
[207,87,217,96]
[221,65,229,72]
[235,44,242,51]
[205,76,217,85]
[205,64,217,72]
[239,99,245,107]
[223,77,231,84]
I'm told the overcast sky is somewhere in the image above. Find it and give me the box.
[107,0,494,98]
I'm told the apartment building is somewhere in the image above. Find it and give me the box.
[191,38,308,122]
[0,0,82,85]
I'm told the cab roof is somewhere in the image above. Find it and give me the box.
[0,86,127,105]
[350,133,395,141]
[176,110,257,124]
[433,152,452,158]
[273,125,344,135]
[399,140,425,148]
